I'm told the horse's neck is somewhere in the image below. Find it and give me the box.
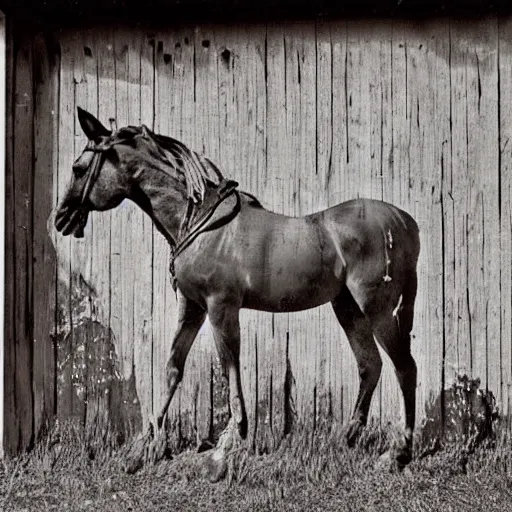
[132,168,188,246]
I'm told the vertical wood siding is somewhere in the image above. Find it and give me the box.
[4,18,512,452]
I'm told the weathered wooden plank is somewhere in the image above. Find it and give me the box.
[132,31,155,431]
[169,27,202,445]
[151,27,194,445]
[440,21,458,416]
[4,20,18,455]
[329,20,349,424]
[342,22,377,424]
[346,22,373,201]
[55,33,74,425]
[242,25,279,450]
[448,24,472,387]
[406,21,449,428]
[314,21,333,425]
[1,12,9,456]
[151,30,173,434]
[84,28,115,433]
[387,21,421,427]
[32,32,59,438]
[105,27,143,436]
[67,31,94,428]
[191,24,224,442]
[109,28,132,431]
[498,18,512,417]
[216,24,272,447]
[213,24,250,445]
[265,24,293,440]
[449,20,500,401]
[467,20,500,400]
[428,20,451,427]
[364,21,395,424]
[282,22,318,429]
[12,31,35,451]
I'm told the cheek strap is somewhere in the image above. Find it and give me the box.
[81,145,106,205]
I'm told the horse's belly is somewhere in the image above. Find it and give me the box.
[242,264,342,313]
[243,277,339,312]
[240,219,342,312]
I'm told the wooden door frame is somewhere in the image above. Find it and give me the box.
[0,9,6,459]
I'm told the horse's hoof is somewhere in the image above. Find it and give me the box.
[375,447,412,473]
[346,420,363,447]
[395,446,412,468]
[197,439,215,453]
[206,451,227,483]
[121,429,154,474]
[123,457,143,475]
[375,450,398,472]
[238,417,248,440]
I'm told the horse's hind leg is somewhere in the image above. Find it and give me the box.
[353,271,418,466]
[331,288,382,446]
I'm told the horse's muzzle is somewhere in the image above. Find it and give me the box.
[55,206,89,238]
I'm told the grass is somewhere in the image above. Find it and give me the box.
[2,420,512,512]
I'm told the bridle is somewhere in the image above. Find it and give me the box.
[79,137,126,206]
[78,136,242,292]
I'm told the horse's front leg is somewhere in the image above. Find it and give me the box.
[156,290,206,428]
[123,291,205,474]
[206,296,247,482]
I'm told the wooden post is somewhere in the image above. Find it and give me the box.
[32,31,59,442]
[0,9,6,458]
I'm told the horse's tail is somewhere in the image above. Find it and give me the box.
[398,209,420,337]
[390,203,420,269]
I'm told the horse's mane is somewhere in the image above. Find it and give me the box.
[151,132,224,203]
[117,125,264,208]
[150,130,264,208]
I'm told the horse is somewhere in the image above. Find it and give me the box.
[55,107,421,479]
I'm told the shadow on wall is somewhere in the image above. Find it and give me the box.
[54,272,142,445]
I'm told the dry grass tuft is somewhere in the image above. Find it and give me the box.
[120,424,168,474]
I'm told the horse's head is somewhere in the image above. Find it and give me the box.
[55,107,162,237]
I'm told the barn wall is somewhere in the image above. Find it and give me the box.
[5,17,512,453]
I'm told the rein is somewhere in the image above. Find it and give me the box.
[169,180,241,291]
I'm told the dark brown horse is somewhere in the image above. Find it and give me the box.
[55,107,420,479]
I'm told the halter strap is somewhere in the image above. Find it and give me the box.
[80,149,106,205]
[80,136,132,205]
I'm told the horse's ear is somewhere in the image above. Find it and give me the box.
[141,125,153,139]
[77,107,111,142]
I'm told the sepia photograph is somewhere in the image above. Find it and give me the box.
[0,0,511,509]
